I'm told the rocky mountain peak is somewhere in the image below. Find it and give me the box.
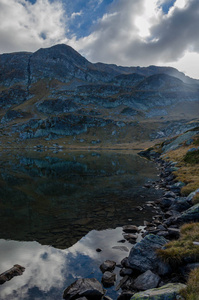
[0,44,198,147]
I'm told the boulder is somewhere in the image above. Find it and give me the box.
[177,203,199,223]
[120,268,134,277]
[127,234,171,275]
[63,278,106,300]
[0,264,25,284]
[130,283,186,299]
[123,234,137,241]
[117,291,134,300]
[123,225,139,233]
[169,197,191,212]
[100,260,116,273]
[160,197,175,209]
[133,270,161,291]
[101,271,116,287]
[187,188,199,202]
[112,246,129,252]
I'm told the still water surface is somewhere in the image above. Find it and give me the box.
[0,150,163,299]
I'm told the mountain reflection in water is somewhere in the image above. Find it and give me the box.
[0,150,163,299]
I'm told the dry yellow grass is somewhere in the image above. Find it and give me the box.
[157,223,199,266]
[162,136,199,196]
[180,267,199,300]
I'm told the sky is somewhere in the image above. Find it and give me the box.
[0,0,199,78]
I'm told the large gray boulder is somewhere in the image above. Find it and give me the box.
[133,270,160,291]
[63,278,106,300]
[127,234,171,275]
[130,283,186,299]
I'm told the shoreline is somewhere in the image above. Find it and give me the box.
[114,149,199,299]
[62,146,199,299]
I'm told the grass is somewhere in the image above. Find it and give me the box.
[184,149,199,164]
[193,192,199,205]
[160,134,199,196]
[180,268,199,300]
[157,223,199,266]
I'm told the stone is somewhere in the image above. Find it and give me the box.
[121,257,132,269]
[123,234,137,241]
[157,231,169,238]
[112,246,129,252]
[100,260,116,273]
[157,225,167,231]
[120,268,134,277]
[180,262,199,278]
[116,275,129,291]
[160,197,175,208]
[167,227,180,238]
[169,197,191,212]
[133,270,161,291]
[187,188,199,202]
[63,278,105,300]
[101,271,116,287]
[104,296,113,300]
[117,291,134,300]
[130,283,186,300]
[127,234,171,275]
[163,191,176,198]
[0,264,25,284]
[177,203,199,223]
[123,225,139,233]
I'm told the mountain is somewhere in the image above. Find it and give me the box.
[0,44,199,148]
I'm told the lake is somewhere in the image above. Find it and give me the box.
[0,150,163,299]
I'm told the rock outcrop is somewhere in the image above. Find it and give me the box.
[0,44,199,146]
[130,283,186,300]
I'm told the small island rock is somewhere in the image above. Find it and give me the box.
[63,278,105,300]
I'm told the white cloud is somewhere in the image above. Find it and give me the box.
[162,51,199,79]
[0,0,68,53]
[70,10,82,19]
[0,0,199,78]
[70,0,199,78]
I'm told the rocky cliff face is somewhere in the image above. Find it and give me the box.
[0,44,199,147]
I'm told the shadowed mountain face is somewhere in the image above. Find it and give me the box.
[0,44,199,147]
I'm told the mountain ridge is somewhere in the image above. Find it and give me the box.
[0,43,199,148]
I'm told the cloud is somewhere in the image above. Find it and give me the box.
[70,10,82,19]
[0,0,68,53]
[71,0,199,76]
[0,0,199,78]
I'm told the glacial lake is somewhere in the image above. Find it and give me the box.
[0,150,163,299]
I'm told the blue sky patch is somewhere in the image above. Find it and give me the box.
[161,0,176,14]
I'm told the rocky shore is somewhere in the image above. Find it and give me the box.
[62,145,199,300]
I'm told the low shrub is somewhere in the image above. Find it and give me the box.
[184,149,199,164]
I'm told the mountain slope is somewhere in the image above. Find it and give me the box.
[0,44,199,148]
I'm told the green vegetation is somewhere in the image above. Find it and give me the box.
[157,223,199,266]
[157,133,199,196]
[184,149,199,164]
[180,268,199,300]
[193,138,199,146]
[153,130,199,299]
[193,192,199,205]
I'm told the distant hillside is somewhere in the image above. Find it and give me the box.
[0,44,199,148]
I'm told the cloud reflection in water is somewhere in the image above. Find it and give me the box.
[0,227,130,299]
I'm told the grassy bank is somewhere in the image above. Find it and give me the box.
[153,130,199,299]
